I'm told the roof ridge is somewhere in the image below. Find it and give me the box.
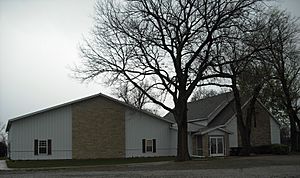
[6,92,171,132]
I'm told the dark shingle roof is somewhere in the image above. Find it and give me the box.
[207,100,236,127]
[164,92,281,132]
[164,92,234,123]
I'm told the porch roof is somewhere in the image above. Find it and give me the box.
[192,126,233,135]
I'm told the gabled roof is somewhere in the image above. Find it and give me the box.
[6,93,172,132]
[164,92,281,130]
[207,100,236,127]
[193,126,233,135]
[164,92,234,123]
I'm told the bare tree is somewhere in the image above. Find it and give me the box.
[112,81,159,113]
[236,59,273,154]
[208,9,274,154]
[190,88,225,102]
[0,122,7,143]
[75,0,264,161]
[261,9,300,151]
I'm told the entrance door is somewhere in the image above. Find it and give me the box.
[210,136,224,156]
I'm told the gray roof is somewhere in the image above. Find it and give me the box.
[207,100,236,127]
[164,92,234,123]
[6,93,172,132]
[164,92,281,130]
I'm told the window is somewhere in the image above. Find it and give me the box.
[34,139,52,155]
[39,140,47,154]
[142,139,156,153]
[210,137,224,156]
[146,140,153,152]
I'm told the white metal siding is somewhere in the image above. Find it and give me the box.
[270,117,281,144]
[125,109,175,157]
[207,130,225,136]
[8,106,72,160]
[169,129,177,156]
[225,117,238,147]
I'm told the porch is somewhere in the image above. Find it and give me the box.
[191,128,230,157]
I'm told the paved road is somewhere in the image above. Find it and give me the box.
[1,165,300,178]
[1,155,300,177]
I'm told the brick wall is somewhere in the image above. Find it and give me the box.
[202,134,209,157]
[250,103,271,146]
[192,136,196,155]
[72,96,125,159]
[238,102,271,146]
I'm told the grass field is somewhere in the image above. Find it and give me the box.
[6,156,175,168]
[6,155,300,170]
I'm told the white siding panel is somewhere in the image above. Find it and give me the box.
[8,106,72,160]
[169,129,177,156]
[226,117,238,147]
[207,130,225,136]
[125,109,175,157]
[270,117,281,144]
[168,128,193,156]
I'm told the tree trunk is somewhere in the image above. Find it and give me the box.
[176,120,190,161]
[288,107,300,152]
[243,84,262,153]
[173,98,190,161]
[281,78,300,152]
[232,79,251,155]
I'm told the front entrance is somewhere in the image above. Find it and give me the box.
[210,136,224,156]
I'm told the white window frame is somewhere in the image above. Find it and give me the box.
[209,136,224,157]
[146,139,153,152]
[38,140,47,154]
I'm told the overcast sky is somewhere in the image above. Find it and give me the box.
[0,0,300,125]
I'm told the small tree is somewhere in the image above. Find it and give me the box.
[0,122,7,158]
[0,122,7,144]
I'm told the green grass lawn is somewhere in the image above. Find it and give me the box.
[6,156,175,168]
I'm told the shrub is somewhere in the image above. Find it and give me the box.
[271,144,289,155]
[0,142,7,157]
[230,144,289,156]
[230,147,251,156]
[230,147,241,156]
[252,145,272,154]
